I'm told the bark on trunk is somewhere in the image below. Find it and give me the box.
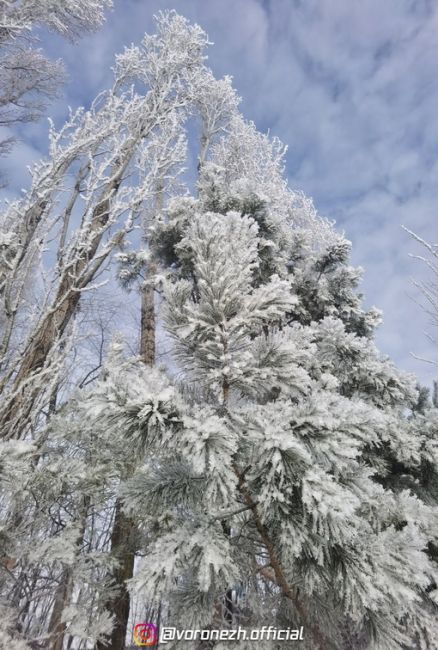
[139,263,156,366]
[48,568,73,650]
[96,501,136,650]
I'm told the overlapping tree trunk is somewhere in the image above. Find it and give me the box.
[0,156,129,440]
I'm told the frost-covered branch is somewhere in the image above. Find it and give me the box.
[0,0,112,166]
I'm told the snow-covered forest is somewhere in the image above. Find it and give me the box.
[0,4,437,649]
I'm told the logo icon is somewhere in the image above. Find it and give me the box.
[133,622,158,647]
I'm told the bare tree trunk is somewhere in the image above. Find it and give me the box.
[96,500,136,650]
[48,569,73,650]
[139,181,162,367]
[139,263,156,366]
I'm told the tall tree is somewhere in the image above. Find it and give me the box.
[90,153,438,649]
[0,11,206,441]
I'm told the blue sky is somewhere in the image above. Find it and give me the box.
[2,0,438,386]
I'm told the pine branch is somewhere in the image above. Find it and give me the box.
[232,461,335,650]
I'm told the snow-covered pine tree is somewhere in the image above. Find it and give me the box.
[87,135,438,649]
